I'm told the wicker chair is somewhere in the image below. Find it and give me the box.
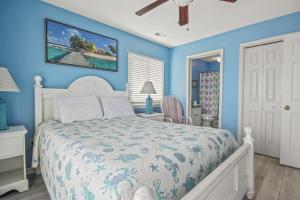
[160,96,193,124]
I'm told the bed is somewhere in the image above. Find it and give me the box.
[32,75,255,200]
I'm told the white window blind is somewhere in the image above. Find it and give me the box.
[128,52,164,106]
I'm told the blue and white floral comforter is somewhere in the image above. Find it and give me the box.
[32,116,237,200]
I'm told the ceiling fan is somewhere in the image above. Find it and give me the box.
[135,0,237,27]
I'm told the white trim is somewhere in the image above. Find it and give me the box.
[237,35,286,145]
[186,49,223,128]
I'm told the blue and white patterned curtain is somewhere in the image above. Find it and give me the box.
[199,72,220,127]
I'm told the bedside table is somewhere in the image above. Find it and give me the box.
[0,126,28,195]
[137,112,165,122]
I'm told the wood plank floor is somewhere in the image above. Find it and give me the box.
[1,154,300,200]
[249,154,300,200]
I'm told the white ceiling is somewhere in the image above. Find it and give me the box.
[43,0,300,47]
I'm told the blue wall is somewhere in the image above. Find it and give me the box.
[170,11,300,137]
[0,0,170,166]
[208,62,220,72]
[192,60,208,104]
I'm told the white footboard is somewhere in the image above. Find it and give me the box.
[134,127,255,200]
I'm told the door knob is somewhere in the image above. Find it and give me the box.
[284,105,290,110]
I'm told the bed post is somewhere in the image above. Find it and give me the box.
[34,75,43,128]
[133,186,156,200]
[243,127,255,199]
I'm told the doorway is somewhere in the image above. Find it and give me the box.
[186,49,223,128]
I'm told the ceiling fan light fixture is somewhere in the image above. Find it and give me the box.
[173,0,193,7]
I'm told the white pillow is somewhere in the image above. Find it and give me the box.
[100,96,135,119]
[56,95,103,123]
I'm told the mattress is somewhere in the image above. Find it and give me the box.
[32,116,237,200]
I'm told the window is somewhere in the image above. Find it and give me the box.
[128,52,164,106]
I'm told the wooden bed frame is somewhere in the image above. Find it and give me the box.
[34,75,255,200]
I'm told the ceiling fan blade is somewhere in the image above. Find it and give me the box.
[220,0,237,2]
[179,5,188,26]
[135,0,169,16]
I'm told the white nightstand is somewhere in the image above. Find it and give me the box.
[137,112,165,122]
[0,126,28,196]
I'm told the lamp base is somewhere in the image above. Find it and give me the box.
[0,99,8,131]
[145,95,153,114]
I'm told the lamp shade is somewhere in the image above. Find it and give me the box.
[0,67,19,92]
[140,81,156,94]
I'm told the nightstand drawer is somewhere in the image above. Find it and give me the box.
[0,136,23,159]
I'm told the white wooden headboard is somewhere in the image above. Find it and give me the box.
[34,75,127,127]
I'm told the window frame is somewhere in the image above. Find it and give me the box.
[127,52,165,107]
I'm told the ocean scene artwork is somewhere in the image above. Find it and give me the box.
[46,19,118,71]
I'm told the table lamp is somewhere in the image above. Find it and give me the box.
[140,81,156,114]
[0,67,19,131]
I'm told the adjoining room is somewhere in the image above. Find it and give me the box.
[189,52,222,128]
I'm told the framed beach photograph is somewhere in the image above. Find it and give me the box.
[45,19,118,71]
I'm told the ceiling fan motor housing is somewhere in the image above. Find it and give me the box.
[173,0,193,6]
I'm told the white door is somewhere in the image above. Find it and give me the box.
[261,42,283,158]
[280,32,300,168]
[243,46,264,154]
[243,42,283,158]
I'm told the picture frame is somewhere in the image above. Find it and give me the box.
[45,19,118,71]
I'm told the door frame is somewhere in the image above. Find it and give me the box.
[238,35,286,145]
[186,49,224,128]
